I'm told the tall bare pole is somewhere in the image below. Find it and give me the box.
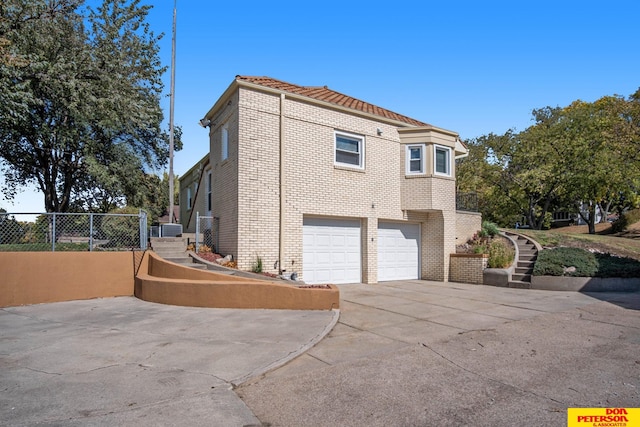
[168,0,176,223]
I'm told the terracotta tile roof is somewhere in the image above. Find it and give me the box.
[236,76,429,127]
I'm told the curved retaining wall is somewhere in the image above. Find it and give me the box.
[135,252,340,310]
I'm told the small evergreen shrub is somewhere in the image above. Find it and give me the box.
[533,247,640,277]
[478,221,500,238]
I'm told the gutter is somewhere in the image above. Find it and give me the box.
[279,93,286,274]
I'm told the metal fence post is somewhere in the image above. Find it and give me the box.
[139,209,147,249]
[195,211,200,252]
[51,213,56,252]
[89,213,94,252]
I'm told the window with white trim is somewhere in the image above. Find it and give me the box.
[221,124,229,161]
[334,131,364,169]
[187,187,192,209]
[405,144,425,175]
[434,145,451,176]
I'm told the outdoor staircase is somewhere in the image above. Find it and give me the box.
[504,232,539,288]
[149,237,207,269]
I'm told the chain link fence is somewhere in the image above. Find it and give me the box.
[0,211,148,252]
[195,213,218,253]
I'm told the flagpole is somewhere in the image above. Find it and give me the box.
[168,0,176,223]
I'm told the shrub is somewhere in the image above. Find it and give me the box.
[611,208,640,233]
[478,221,500,238]
[487,239,514,268]
[532,247,640,277]
[251,255,263,273]
[533,247,597,277]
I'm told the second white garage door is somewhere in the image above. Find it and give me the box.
[377,222,420,281]
[303,217,361,284]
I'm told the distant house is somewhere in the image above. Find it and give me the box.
[180,76,479,284]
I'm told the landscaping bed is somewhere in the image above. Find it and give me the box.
[533,247,640,278]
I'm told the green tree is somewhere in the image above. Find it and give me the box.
[0,0,178,212]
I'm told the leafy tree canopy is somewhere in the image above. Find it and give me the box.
[457,90,640,233]
[0,0,181,213]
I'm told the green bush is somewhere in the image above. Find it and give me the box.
[533,247,640,277]
[487,239,514,268]
[478,221,500,238]
[611,208,640,233]
[251,255,263,273]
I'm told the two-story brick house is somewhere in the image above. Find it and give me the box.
[181,76,479,284]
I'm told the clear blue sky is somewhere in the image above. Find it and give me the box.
[6,0,640,213]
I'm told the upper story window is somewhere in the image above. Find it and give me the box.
[187,187,192,210]
[405,144,425,175]
[434,145,451,176]
[221,124,229,161]
[335,131,364,169]
[207,172,212,211]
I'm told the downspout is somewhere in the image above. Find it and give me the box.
[279,93,286,274]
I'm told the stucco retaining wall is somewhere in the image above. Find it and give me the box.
[135,252,339,310]
[0,252,134,307]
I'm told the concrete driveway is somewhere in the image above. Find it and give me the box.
[0,297,337,426]
[238,280,640,427]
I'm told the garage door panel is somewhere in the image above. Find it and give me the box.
[303,218,361,284]
[378,222,420,281]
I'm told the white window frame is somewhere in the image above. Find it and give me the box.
[334,131,365,169]
[221,124,229,161]
[187,187,192,210]
[434,144,452,177]
[405,144,426,175]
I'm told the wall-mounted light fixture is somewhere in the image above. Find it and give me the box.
[199,118,211,127]
[376,128,383,136]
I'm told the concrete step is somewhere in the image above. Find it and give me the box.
[150,237,187,244]
[519,254,537,262]
[153,250,189,259]
[515,267,533,274]
[512,273,532,282]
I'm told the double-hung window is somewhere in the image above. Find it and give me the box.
[221,124,229,161]
[335,131,364,169]
[434,145,451,176]
[405,144,425,175]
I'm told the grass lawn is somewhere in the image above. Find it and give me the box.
[0,242,89,251]
[514,221,640,261]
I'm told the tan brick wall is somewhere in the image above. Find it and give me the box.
[456,211,482,245]
[449,254,488,284]
[209,92,240,259]
[179,157,209,233]
[212,86,460,282]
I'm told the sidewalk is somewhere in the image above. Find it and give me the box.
[0,297,338,426]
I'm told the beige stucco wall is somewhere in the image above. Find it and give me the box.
[0,252,134,307]
[230,87,459,283]
[136,252,339,310]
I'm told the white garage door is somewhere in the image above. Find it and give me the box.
[303,217,361,284]
[377,222,420,281]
